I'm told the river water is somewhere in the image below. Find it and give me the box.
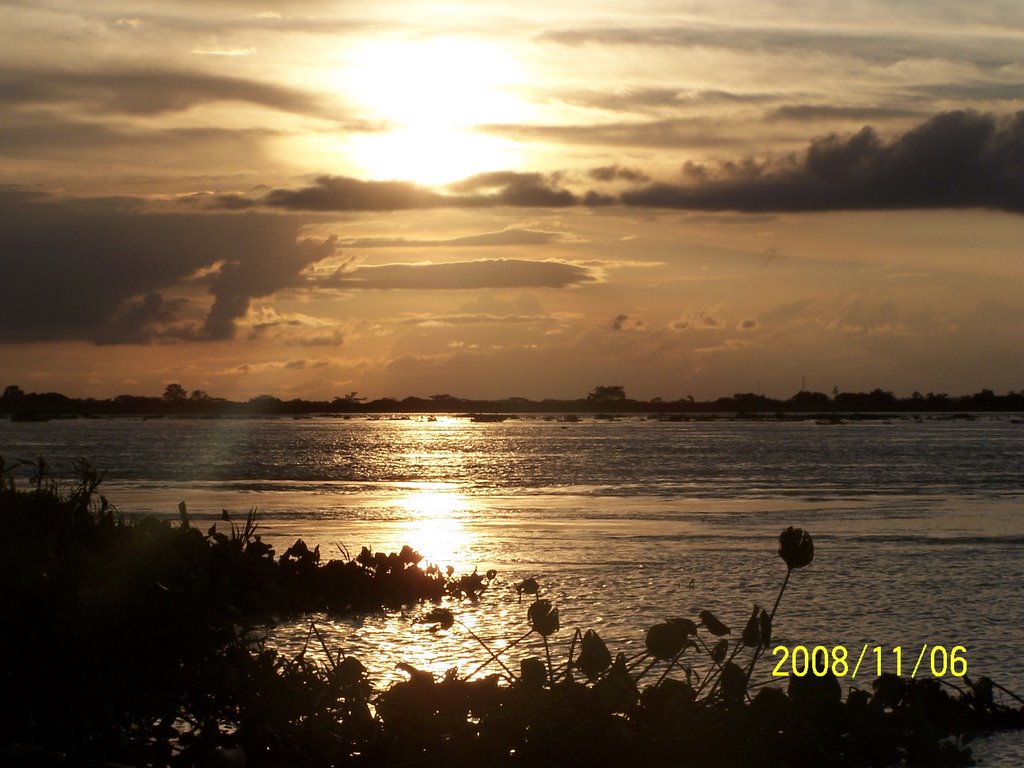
[3,414,1022,762]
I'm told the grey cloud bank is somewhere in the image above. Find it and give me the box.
[249,111,1024,214]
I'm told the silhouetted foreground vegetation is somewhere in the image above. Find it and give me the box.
[3,382,1024,419]
[1,460,1021,767]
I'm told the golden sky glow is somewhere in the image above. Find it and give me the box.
[334,35,532,183]
[1,0,1023,400]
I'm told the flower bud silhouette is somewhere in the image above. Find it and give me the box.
[778,526,814,570]
[575,629,612,679]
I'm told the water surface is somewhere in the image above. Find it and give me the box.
[3,414,1022,761]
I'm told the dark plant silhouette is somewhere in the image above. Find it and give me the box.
[380,524,1022,767]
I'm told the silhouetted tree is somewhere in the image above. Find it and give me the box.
[332,392,366,412]
[788,390,831,410]
[163,383,187,402]
[2,384,25,402]
[247,394,283,413]
[587,385,626,402]
[971,389,998,409]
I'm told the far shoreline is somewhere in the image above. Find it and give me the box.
[3,383,1023,419]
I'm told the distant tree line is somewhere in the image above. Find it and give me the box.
[2,383,1023,418]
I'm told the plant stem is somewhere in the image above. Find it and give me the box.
[543,634,554,686]
[744,566,792,684]
[770,567,792,622]
[464,627,531,682]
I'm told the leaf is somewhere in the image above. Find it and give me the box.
[741,604,761,647]
[527,598,559,637]
[750,687,790,728]
[520,657,547,688]
[335,656,367,687]
[420,607,455,630]
[789,670,841,707]
[516,577,539,598]
[720,662,747,703]
[759,609,772,645]
[667,617,698,636]
[710,638,729,664]
[642,677,697,714]
[594,653,638,713]
[699,610,730,636]
[645,621,690,660]
[972,676,994,706]
[396,662,433,684]
[870,673,906,709]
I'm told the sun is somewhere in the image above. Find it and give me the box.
[338,35,532,185]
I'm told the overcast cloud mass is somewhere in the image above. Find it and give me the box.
[1,0,1022,400]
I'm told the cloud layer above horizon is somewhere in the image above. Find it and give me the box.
[1,0,1023,400]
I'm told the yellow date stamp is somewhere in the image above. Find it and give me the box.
[772,644,968,679]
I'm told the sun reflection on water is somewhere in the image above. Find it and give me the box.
[394,483,476,572]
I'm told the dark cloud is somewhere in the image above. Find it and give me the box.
[621,110,1024,213]
[319,258,598,290]
[93,292,192,345]
[765,105,924,123]
[260,173,578,211]
[230,358,331,375]
[0,117,133,152]
[103,7,369,37]
[912,82,1024,102]
[248,318,345,346]
[611,313,629,330]
[672,310,725,331]
[138,110,1024,216]
[541,25,1021,69]
[588,165,650,183]
[202,234,336,340]
[400,313,552,327]
[201,193,258,210]
[481,117,742,149]
[0,68,322,116]
[0,191,335,344]
[447,172,577,207]
[563,87,776,114]
[0,114,277,159]
[337,228,571,248]
[264,176,449,211]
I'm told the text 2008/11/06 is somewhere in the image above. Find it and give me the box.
[772,644,968,679]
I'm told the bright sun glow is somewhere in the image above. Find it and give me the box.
[339,36,533,184]
[396,485,475,568]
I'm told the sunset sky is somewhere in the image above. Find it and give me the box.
[2,0,1023,401]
